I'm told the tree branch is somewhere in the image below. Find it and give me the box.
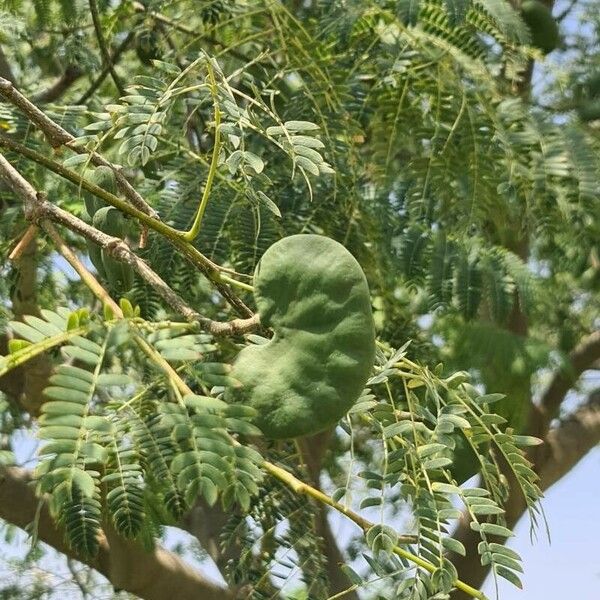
[537,390,600,490]
[76,32,135,105]
[0,132,254,317]
[297,431,359,599]
[0,151,259,336]
[0,76,157,219]
[131,1,252,63]
[0,465,233,600]
[530,330,600,436]
[4,226,53,415]
[555,0,579,22]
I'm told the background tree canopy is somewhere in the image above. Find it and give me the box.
[0,0,598,599]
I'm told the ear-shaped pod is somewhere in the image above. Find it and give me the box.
[230,234,376,439]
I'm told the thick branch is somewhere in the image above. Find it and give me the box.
[0,466,232,600]
[0,133,253,317]
[523,329,600,459]
[536,330,600,423]
[300,430,361,600]
[6,229,52,415]
[0,151,259,336]
[0,76,156,218]
[537,390,600,489]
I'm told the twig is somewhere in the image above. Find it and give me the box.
[1,151,483,597]
[0,133,253,317]
[183,61,221,241]
[130,342,481,598]
[556,0,579,22]
[0,76,157,219]
[131,1,252,63]
[8,225,37,261]
[88,0,125,96]
[0,151,259,336]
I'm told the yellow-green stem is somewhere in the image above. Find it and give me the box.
[0,326,89,378]
[218,273,254,292]
[182,64,222,242]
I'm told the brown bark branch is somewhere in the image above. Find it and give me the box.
[184,431,360,600]
[0,151,259,337]
[0,132,253,319]
[41,221,122,316]
[0,76,157,219]
[5,225,52,415]
[299,430,361,600]
[8,224,38,261]
[0,465,232,600]
[537,390,600,490]
[531,330,600,433]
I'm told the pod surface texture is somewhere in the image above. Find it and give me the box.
[231,234,376,439]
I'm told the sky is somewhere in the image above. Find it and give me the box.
[481,448,600,600]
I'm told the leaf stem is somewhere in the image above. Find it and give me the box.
[182,63,222,242]
[218,273,253,292]
[0,325,89,379]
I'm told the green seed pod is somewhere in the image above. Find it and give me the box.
[230,234,376,439]
[101,251,134,295]
[84,167,118,217]
[86,239,107,280]
[92,206,125,237]
[521,0,559,55]
[92,206,133,293]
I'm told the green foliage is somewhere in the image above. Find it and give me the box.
[230,235,376,439]
[0,0,598,597]
[1,308,262,556]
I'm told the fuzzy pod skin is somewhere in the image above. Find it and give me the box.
[230,234,376,439]
[83,166,118,217]
[81,207,106,279]
[86,239,107,280]
[101,251,134,294]
[92,206,125,237]
[92,207,133,294]
[521,0,559,55]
